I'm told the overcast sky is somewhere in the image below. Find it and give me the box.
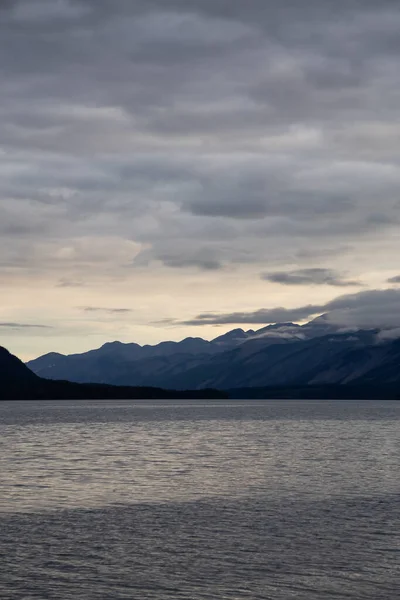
[1,0,400,359]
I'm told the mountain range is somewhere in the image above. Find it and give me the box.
[0,346,225,401]
[27,316,400,391]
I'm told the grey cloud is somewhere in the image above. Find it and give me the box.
[1,0,400,288]
[134,237,227,271]
[181,289,400,330]
[81,307,132,314]
[366,212,399,226]
[74,1,400,33]
[376,327,400,342]
[387,275,400,284]
[0,0,16,13]
[323,288,400,329]
[1,1,398,136]
[183,305,323,326]
[0,322,52,329]
[10,0,90,23]
[296,245,352,260]
[187,197,268,220]
[182,169,357,223]
[159,256,222,271]
[262,268,363,287]
[56,278,86,288]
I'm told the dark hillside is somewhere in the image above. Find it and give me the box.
[0,346,226,400]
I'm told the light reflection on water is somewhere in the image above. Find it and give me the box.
[0,400,398,513]
[0,400,399,599]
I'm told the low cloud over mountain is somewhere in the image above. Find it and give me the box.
[182,289,400,331]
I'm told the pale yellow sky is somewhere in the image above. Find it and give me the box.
[2,259,399,360]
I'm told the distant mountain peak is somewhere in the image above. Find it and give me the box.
[255,322,299,334]
[212,328,251,345]
[101,340,140,348]
[308,313,329,323]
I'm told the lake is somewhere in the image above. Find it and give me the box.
[0,399,399,599]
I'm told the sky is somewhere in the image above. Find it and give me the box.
[1,0,400,360]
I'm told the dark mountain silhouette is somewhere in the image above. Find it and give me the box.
[27,318,337,384]
[0,346,39,397]
[0,346,226,400]
[27,330,264,381]
[26,318,400,392]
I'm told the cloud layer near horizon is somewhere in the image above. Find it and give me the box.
[1,0,400,357]
[262,268,363,287]
[181,289,400,331]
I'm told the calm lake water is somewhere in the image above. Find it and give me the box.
[0,399,399,599]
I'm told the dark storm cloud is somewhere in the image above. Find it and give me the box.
[262,268,363,287]
[1,0,400,284]
[182,289,400,329]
